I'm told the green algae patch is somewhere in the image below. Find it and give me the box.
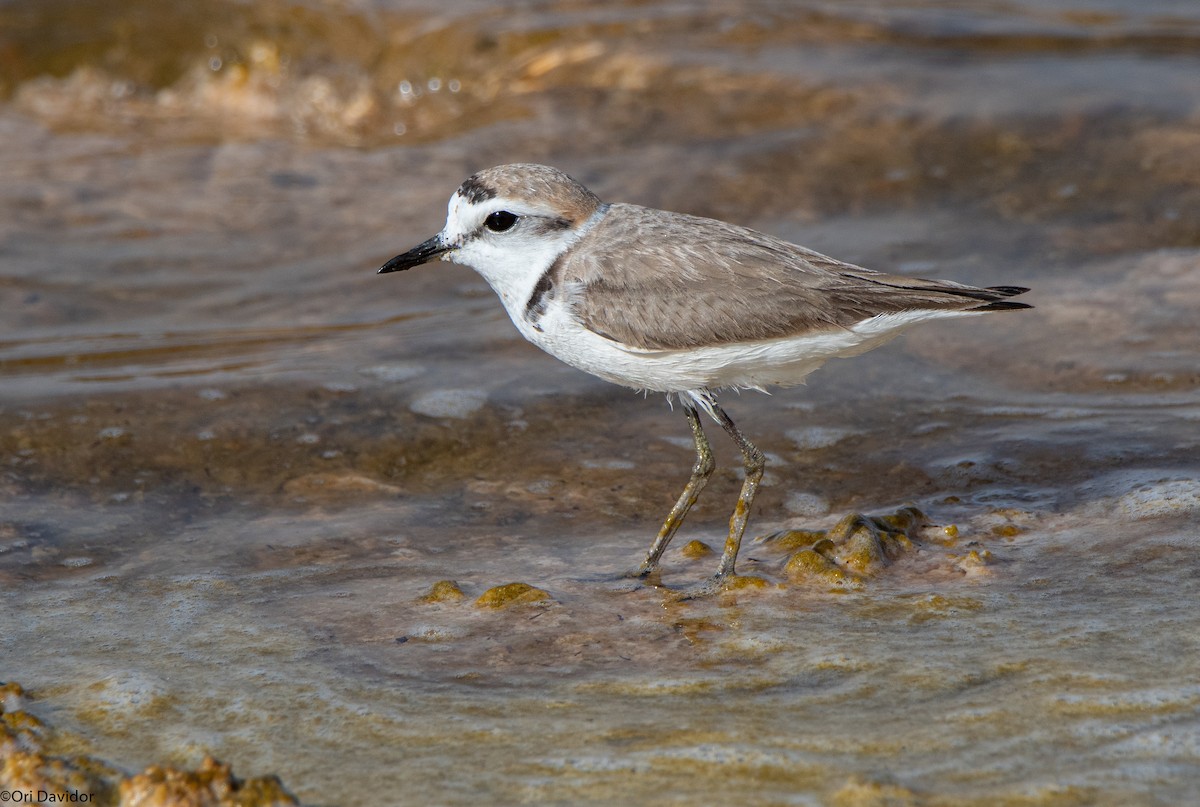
[474,582,551,608]
[680,539,714,559]
[420,579,466,604]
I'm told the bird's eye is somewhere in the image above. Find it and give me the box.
[484,210,519,233]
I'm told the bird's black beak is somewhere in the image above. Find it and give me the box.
[378,235,451,274]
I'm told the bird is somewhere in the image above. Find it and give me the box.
[378,163,1030,591]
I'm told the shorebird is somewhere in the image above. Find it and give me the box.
[379,164,1030,589]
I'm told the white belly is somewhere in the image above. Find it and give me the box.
[514,300,980,395]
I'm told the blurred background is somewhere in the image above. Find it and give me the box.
[2,1,1199,805]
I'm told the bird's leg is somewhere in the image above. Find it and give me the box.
[636,404,715,576]
[710,404,766,581]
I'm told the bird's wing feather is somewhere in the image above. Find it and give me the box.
[551,204,1028,351]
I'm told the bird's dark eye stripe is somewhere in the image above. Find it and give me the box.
[484,210,519,232]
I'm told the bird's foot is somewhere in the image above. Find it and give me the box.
[623,561,662,580]
[665,572,772,601]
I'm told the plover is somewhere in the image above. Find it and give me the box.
[379,164,1030,589]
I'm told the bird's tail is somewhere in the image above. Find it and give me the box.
[967,286,1032,312]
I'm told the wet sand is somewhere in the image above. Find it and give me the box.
[2,1,1199,804]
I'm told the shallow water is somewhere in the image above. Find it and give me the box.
[2,1,1199,804]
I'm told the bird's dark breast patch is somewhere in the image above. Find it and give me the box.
[459,176,497,204]
[524,256,560,331]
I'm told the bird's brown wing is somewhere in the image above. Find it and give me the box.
[548,204,1028,351]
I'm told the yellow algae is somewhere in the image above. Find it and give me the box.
[1047,687,1200,718]
[474,582,551,608]
[874,505,927,532]
[573,677,719,697]
[2,685,47,760]
[680,539,714,559]
[905,593,985,624]
[1,751,101,803]
[955,549,994,577]
[881,527,915,558]
[281,472,402,498]
[769,507,934,589]
[811,537,837,557]
[633,753,824,790]
[2,709,44,732]
[834,776,1103,807]
[831,777,922,807]
[928,523,961,547]
[833,524,888,575]
[2,682,299,804]
[721,574,770,592]
[118,755,298,807]
[991,523,1023,538]
[80,674,174,725]
[785,548,861,588]
[759,527,826,552]
[595,725,732,749]
[825,513,876,542]
[419,579,466,603]
[672,617,725,644]
[0,681,26,700]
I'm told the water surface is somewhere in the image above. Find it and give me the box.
[2,1,1199,804]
